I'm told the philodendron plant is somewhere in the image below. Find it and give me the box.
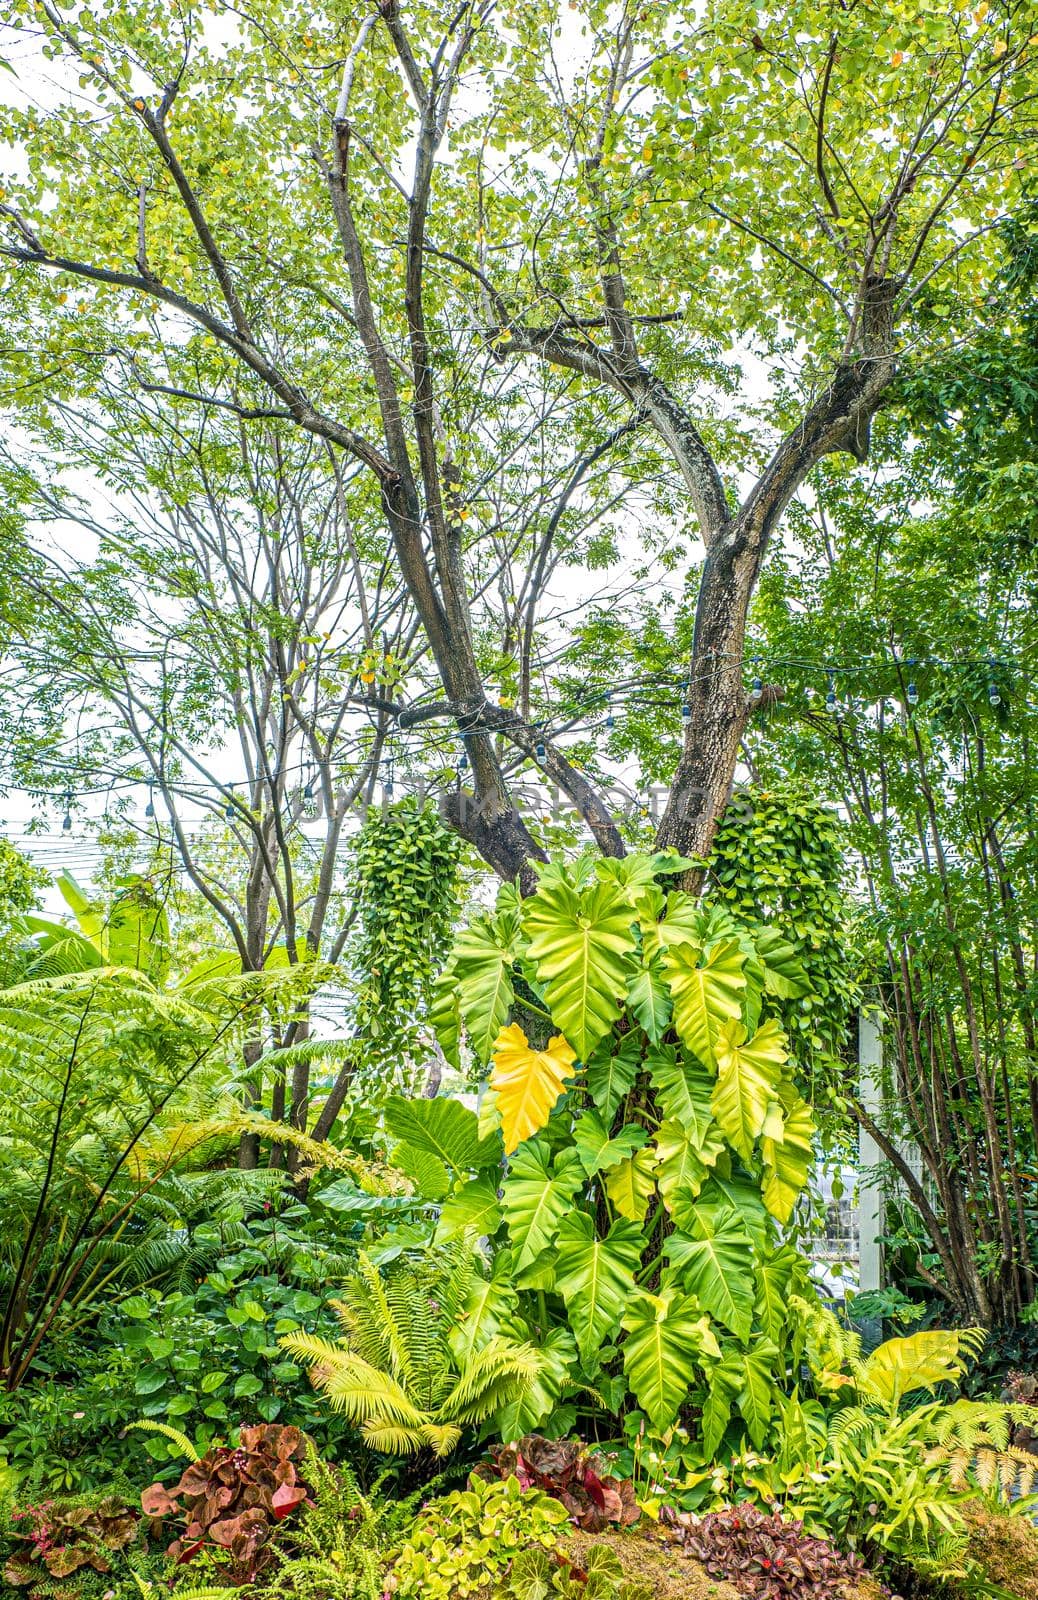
[395,852,824,1453]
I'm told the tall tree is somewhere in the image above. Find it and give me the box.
[0,0,1034,886]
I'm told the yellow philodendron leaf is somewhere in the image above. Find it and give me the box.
[605,1146,657,1222]
[490,1023,577,1154]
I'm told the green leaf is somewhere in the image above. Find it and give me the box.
[502,1142,583,1269]
[755,1246,801,1342]
[664,1203,755,1341]
[710,1018,787,1161]
[586,1030,642,1120]
[522,876,638,1058]
[384,1095,501,1173]
[663,938,746,1066]
[496,1326,576,1439]
[555,1213,643,1368]
[653,1118,724,1228]
[454,910,518,1064]
[428,963,461,1071]
[449,1255,521,1364]
[735,1343,779,1447]
[392,1141,451,1201]
[621,1288,719,1430]
[645,1044,716,1140]
[435,1174,503,1240]
[626,958,671,1043]
[604,1146,657,1222]
[761,1093,816,1224]
[755,927,810,999]
[572,1110,647,1176]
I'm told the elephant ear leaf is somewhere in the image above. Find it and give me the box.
[572,1110,647,1177]
[710,1017,787,1161]
[555,1213,643,1368]
[663,938,746,1067]
[626,958,672,1044]
[586,1030,642,1121]
[621,1288,719,1430]
[454,910,518,1064]
[384,1095,500,1173]
[522,877,638,1059]
[761,1093,816,1223]
[490,1024,578,1155]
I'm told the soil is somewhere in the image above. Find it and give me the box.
[560,1528,887,1600]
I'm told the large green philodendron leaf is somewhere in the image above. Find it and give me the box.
[502,1142,583,1270]
[755,1245,803,1342]
[585,1030,642,1121]
[761,1092,816,1224]
[384,1096,501,1174]
[435,1173,503,1241]
[453,908,519,1064]
[626,959,671,1044]
[428,960,462,1070]
[621,1287,719,1431]
[653,1119,724,1228]
[522,877,638,1059]
[664,1202,756,1341]
[572,1110,647,1176]
[555,1212,643,1368]
[646,1044,716,1141]
[496,1326,577,1439]
[663,938,746,1067]
[710,1017,788,1162]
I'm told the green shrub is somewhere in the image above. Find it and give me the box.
[391,1476,571,1600]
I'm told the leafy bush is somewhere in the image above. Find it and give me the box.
[284,1243,540,1456]
[506,1543,651,1600]
[424,852,824,1450]
[3,1493,138,1587]
[661,1503,870,1599]
[390,1475,571,1600]
[475,1435,638,1531]
[141,1422,312,1584]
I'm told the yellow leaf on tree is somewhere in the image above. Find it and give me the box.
[490,1023,577,1154]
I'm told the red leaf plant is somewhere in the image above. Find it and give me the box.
[475,1435,639,1532]
[141,1422,313,1585]
[4,1496,139,1587]
[660,1503,877,1600]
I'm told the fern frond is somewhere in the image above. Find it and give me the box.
[124,1419,200,1463]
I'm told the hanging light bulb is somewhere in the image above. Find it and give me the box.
[825,673,837,713]
[906,681,919,707]
[989,681,1001,707]
[681,702,691,724]
[384,766,395,798]
[301,778,319,819]
[224,789,237,821]
[605,692,614,731]
[458,751,469,772]
[145,780,155,818]
[535,728,546,758]
[62,807,72,832]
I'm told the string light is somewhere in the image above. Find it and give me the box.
[825,673,837,714]
[224,787,237,821]
[988,660,1002,707]
[145,780,156,818]
[605,693,615,731]
[748,658,763,708]
[61,790,72,832]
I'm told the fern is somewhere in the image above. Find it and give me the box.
[125,1418,200,1463]
[283,1244,539,1456]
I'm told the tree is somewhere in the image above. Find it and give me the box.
[742,279,1038,1323]
[0,408,422,1160]
[0,0,1034,888]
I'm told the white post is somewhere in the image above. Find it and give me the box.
[857,1005,884,1337]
